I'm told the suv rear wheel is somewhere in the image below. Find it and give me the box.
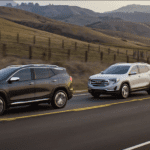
[0,97,6,115]
[51,90,68,109]
[147,88,150,95]
[119,83,130,99]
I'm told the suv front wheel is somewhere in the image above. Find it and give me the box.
[119,83,130,99]
[0,97,6,115]
[51,90,68,109]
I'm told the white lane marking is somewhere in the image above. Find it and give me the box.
[123,141,150,150]
[73,93,90,97]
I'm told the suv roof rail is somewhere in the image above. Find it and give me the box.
[135,62,147,63]
[7,64,59,68]
[114,62,127,65]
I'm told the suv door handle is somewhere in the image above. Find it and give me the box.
[52,80,57,82]
[29,82,34,85]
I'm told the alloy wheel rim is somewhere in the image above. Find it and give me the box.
[0,99,4,113]
[122,85,129,98]
[55,92,67,107]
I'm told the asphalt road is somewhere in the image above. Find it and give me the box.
[0,91,150,150]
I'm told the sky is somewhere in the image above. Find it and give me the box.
[10,1,150,13]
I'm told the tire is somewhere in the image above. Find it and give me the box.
[91,93,100,98]
[147,88,150,95]
[51,90,68,109]
[119,83,130,99]
[0,97,6,115]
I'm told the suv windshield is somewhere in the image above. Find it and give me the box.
[0,68,18,80]
[102,65,130,74]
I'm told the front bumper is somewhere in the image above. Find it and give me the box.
[88,89,120,95]
[88,83,120,95]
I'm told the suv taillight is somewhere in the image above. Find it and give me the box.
[70,76,72,82]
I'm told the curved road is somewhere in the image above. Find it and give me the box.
[0,91,150,150]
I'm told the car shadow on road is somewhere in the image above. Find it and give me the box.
[87,92,148,102]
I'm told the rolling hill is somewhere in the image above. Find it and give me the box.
[5,3,150,25]
[0,6,141,48]
[86,19,150,38]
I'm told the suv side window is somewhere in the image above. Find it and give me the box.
[13,68,31,81]
[130,65,139,74]
[34,68,50,80]
[138,65,149,73]
[49,69,55,77]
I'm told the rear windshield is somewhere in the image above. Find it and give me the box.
[0,67,18,80]
[102,65,130,74]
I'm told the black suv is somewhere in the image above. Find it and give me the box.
[0,64,73,115]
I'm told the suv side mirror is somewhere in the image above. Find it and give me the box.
[129,72,137,76]
[9,77,20,82]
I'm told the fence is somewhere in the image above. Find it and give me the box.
[0,31,149,63]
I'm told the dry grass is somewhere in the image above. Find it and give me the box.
[0,17,149,64]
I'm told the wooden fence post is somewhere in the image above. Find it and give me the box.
[117,49,119,55]
[42,52,46,60]
[48,48,51,61]
[85,51,88,62]
[2,44,7,57]
[33,36,36,44]
[0,31,1,41]
[29,46,32,59]
[108,48,110,54]
[133,51,136,58]
[137,50,139,62]
[114,54,116,61]
[99,45,100,52]
[68,49,70,61]
[127,55,129,63]
[100,52,103,61]
[62,40,64,49]
[88,44,90,52]
[49,38,51,47]
[75,42,77,51]
[17,33,19,43]
[140,51,144,59]
[147,57,149,64]
[146,51,148,58]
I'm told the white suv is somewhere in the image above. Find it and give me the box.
[88,63,150,99]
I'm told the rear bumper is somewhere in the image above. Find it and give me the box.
[68,88,73,100]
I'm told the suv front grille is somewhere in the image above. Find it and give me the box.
[91,79,109,87]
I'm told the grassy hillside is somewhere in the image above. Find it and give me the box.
[0,16,148,64]
[0,6,150,49]
[86,19,150,39]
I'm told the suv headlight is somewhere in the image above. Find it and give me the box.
[109,78,120,84]
[88,78,91,84]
